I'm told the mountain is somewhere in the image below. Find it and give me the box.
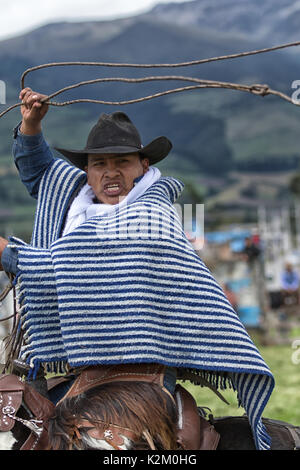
[0,3,299,165]
[0,0,300,238]
[148,0,300,45]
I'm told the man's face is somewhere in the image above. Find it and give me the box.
[85,153,149,205]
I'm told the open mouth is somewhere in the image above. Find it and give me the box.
[103,182,123,196]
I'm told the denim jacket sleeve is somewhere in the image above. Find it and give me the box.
[2,124,56,275]
[1,245,18,275]
[13,122,55,199]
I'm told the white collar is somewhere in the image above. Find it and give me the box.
[62,166,161,236]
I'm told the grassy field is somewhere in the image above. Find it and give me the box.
[183,342,300,426]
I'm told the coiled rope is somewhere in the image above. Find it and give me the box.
[0,39,300,119]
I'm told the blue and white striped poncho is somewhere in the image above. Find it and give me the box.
[11,158,274,450]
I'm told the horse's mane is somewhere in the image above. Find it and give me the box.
[48,381,178,450]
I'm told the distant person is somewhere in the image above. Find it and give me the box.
[242,236,261,264]
[280,262,300,305]
[251,232,260,247]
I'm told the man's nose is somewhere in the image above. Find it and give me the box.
[104,160,120,175]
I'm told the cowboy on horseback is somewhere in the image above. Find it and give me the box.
[0,88,274,450]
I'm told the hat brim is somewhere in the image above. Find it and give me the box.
[55,136,172,170]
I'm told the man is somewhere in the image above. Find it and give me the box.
[280,262,300,292]
[242,236,261,264]
[280,261,300,306]
[0,88,274,450]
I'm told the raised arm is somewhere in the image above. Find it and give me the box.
[13,88,55,199]
[1,90,55,274]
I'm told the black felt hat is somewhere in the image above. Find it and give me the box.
[55,112,172,170]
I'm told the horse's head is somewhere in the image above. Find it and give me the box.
[0,364,220,451]
[48,380,178,450]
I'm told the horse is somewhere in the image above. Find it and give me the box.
[1,395,300,451]
[1,364,300,451]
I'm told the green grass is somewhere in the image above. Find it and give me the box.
[182,343,300,426]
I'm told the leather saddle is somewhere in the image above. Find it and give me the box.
[175,383,220,450]
[0,364,220,450]
[0,373,55,450]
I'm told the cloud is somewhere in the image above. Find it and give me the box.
[0,0,189,40]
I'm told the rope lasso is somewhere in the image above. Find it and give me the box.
[19,39,300,87]
[0,273,16,323]
[0,76,277,118]
[0,279,13,305]
[0,77,298,119]
[0,39,300,119]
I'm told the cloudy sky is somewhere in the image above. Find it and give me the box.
[0,0,190,40]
